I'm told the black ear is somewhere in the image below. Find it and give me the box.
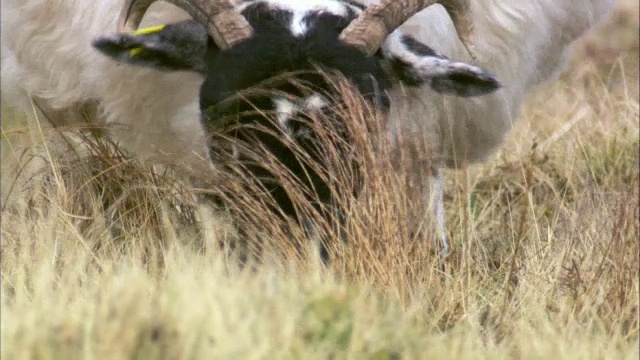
[92,20,212,75]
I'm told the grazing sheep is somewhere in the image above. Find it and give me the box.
[90,0,500,259]
[1,0,613,174]
[1,0,612,255]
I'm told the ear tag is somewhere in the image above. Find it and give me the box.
[128,47,144,57]
[127,25,166,57]
[130,24,166,36]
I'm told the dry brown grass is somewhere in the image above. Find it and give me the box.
[1,2,638,358]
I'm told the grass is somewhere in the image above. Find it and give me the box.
[1,2,638,358]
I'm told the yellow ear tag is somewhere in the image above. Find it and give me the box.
[129,47,144,57]
[130,24,166,36]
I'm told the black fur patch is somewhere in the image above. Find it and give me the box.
[389,57,424,86]
[401,34,439,57]
[430,72,501,97]
[199,6,392,230]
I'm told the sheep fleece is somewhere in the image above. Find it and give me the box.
[1,0,613,170]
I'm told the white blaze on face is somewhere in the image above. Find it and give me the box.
[290,11,311,37]
[236,0,362,37]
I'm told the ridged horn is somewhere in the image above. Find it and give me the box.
[339,0,475,58]
[118,0,253,50]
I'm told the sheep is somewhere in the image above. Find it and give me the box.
[1,0,613,253]
[1,0,613,174]
[88,0,501,260]
[1,0,207,205]
[389,0,612,252]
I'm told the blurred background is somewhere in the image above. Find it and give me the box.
[484,0,638,167]
[570,0,638,89]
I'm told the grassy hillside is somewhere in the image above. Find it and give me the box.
[1,1,638,358]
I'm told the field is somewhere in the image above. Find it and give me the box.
[1,2,638,359]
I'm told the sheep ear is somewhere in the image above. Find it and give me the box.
[383,34,501,97]
[92,20,211,75]
[426,61,502,97]
[391,56,501,97]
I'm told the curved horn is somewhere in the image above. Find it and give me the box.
[118,0,254,50]
[339,0,475,58]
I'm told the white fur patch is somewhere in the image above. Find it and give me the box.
[273,97,298,131]
[414,58,492,80]
[304,94,328,111]
[272,94,329,138]
[290,12,310,37]
[237,0,362,37]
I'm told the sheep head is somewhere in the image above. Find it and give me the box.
[92,0,500,226]
[117,0,475,56]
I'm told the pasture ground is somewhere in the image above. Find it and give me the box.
[1,1,638,358]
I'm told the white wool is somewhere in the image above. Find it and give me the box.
[1,0,613,205]
[391,0,613,165]
[1,0,205,162]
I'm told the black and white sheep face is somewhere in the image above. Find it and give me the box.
[94,1,500,102]
[92,0,500,224]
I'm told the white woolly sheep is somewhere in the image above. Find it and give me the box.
[89,0,503,259]
[1,0,613,254]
